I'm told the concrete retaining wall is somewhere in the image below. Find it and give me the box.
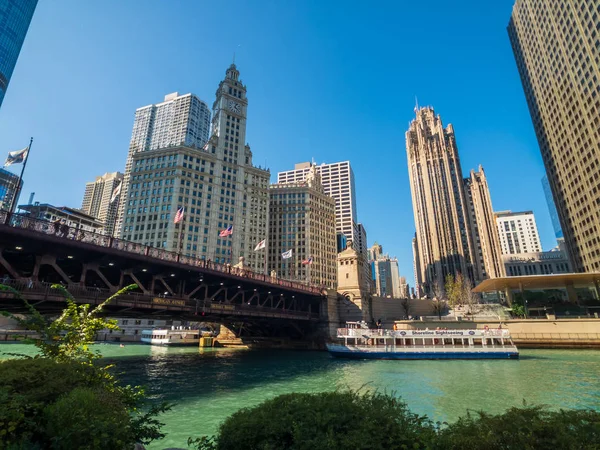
[372,298,434,324]
[395,318,600,348]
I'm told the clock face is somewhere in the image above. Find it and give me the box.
[228,100,241,114]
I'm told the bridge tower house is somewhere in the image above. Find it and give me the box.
[336,240,373,327]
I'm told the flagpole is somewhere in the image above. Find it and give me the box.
[263,237,267,276]
[177,208,186,256]
[9,137,32,214]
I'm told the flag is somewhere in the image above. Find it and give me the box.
[219,225,233,237]
[281,249,293,259]
[254,239,266,251]
[174,207,184,224]
[301,256,313,265]
[4,147,28,167]
[110,181,122,204]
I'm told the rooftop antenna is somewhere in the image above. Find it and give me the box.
[414,96,419,113]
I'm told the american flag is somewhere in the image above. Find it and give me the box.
[219,225,233,237]
[301,256,313,265]
[173,207,184,224]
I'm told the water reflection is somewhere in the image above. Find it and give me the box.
[2,343,599,450]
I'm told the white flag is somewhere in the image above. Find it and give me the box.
[110,181,122,204]
[281,249,293,259]
[254,239,266,251]
[4,147,28,167]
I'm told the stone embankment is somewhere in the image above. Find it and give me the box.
[395,318,600,348]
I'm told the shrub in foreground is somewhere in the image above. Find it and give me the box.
[435,405,600,450]
[192,391,436,450]
[0,284,170,449]
[44,387,133,450]
[190,391,600,450]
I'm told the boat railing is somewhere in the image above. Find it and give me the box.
[337,328,512,338]
[341,343,517,351]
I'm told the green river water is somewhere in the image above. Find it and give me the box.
[1,343,600,449]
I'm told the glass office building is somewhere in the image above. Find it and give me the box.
[0,167,20,211]
[0,0,37,107]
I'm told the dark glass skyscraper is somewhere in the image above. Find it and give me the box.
[541,175,563,240]
[0,0,37,108]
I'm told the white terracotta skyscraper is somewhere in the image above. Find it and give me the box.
[407,107,503,296]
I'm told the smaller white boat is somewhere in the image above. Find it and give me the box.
[327,322,519,360]
[140,328,200,346]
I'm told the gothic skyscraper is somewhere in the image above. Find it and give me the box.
[406,107,503,296]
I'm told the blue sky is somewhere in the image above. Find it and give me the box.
[0,0,555,287]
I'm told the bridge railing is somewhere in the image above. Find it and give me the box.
[0,211,324,295]
[0,279,320,319]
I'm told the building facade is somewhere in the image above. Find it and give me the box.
[0,0,37,108]
[336,233,347,253]
[277,161,370,287]
[541,175,564,240]
[495,210,542,255]
[368,242,403,298]
[0,168,20,210]
[503,250,571,277]
[464,167,506,279]
[278,161,358,244]
[116,92,211,236]
[407,107,503,296]
[268,165,337,288]
[119,65,269,271]
[508,0,600,272]
[412,233,422,298]
[81,172,123,236]
[19,202,104,233]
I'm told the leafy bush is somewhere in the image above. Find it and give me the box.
[0,358,97,446]
[434,405,600,450]
[192,391,436,450]
[0,284,170,449]
[190,392,600,450]
[44,387,132,450]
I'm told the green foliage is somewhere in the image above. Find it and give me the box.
[434,405,600,449]
[445,274,464,307]
[0,283,135,364]
[0,283,171,449]
[511,303,526,318]
[0,358,98,447]
[191,391,436,450]
[44,387,132,450]
[189,392,600,450]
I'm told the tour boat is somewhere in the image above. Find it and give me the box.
[140,328,200,346]
[326,323,519,360]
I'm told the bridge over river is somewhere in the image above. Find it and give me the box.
[0,211,327,338]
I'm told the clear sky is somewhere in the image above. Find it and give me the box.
[0,0,555,287]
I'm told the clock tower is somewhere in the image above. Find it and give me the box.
[211,63,248,163]
[203,64,270,272]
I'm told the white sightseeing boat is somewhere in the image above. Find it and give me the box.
[140,328,200,346]
[327,323,519,360]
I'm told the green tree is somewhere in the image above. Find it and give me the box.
[445,274,464,309]
[0,283,171,449]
